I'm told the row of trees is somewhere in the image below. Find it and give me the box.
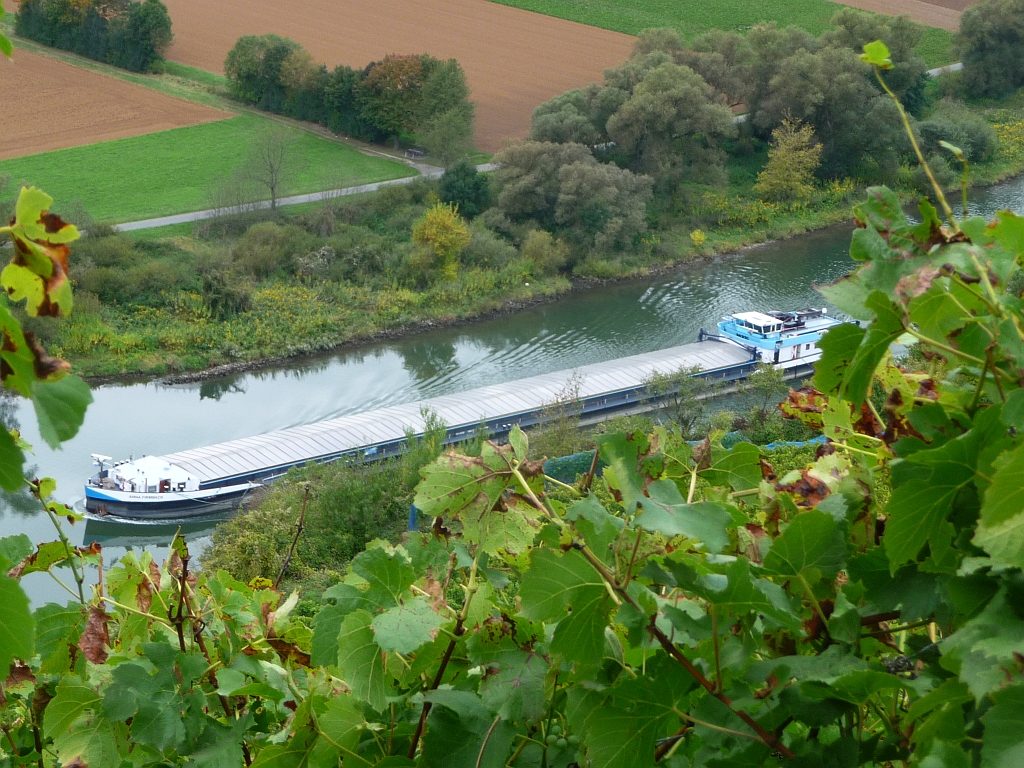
[15,0,172,72]
[224,35,475,163]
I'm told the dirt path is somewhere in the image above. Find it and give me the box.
[0,49,230,160]
[837,0,963,31]
[157,0,635,152]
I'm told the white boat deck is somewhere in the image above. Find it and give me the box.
[159,340,753,484]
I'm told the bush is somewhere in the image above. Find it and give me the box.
[74,234,139,268]
[520,230,569,275]
[911,153,958,194]
[917,106,998,162]
[439,161,490,218]
[232,221,319,278]
[461,226,517,270]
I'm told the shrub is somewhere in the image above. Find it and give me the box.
[911,153,958,194]
[461,226,517,270]
[519,230,569,275]
[74,234,139,268]
[439,161,489,218]
[232,221,319,278]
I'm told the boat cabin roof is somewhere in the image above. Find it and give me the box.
[730,312,783,332]
[111,455,196,484]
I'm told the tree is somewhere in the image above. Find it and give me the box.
[821,8,928,104]
[676,29,756,107]
[360,54,426,149]
[106,0,171,71]
[606,61,736,185]
[554,160,653,251]
[224,34,301,111]
[752,46,905,178]
[490,140,593,229]
[244,127,297,210]
[644,365,719,439]
[0,1,10,57]
[530,88,603,145]
[412,202,470,280]
[417,58,475,165]
[957,0,1024,98]
[439,160,489,218]
[754,117,823,201]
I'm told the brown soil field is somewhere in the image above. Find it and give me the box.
[0,49,231,160]
[157,0,635,151]
[838,0,963,30]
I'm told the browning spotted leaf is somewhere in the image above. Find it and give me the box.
[780,386,828,429]
[776,470,831,508]
[8,540,100,578]
[0,188,78,318]
[78,606,110,664]
[267,637,311,667]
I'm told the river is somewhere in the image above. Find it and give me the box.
[4,176,1024,604]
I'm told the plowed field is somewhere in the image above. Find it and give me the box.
[157,0,635,151]
[0,49,230,160]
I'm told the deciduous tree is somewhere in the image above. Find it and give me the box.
[957,0,1024,98]
[412,202,471,280]
[360,54,426,149]
[754,117,823,201]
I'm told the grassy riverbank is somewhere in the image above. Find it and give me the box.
[19,92,1024,380]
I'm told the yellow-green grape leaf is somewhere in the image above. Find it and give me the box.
[14,187,79,246]
[860,40,893,69]
[2,263,46,315]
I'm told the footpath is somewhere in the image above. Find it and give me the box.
[115,163,499,233]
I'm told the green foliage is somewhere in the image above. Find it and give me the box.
[439,161,490,219]
[957,0,1024,99]
[754,118,823,202]
[519,229,569,276]
[412,202,471,280]
[15,0,172,72]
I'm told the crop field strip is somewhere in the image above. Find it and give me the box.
[156,0,635,152]
[485,0,961,65]
[0,49,231,160]
[0,113,416,222]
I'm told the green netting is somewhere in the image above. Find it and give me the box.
[543,451,604,484]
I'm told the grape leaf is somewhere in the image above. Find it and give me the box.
[0,425,26,491]
[702,441,762,491]
[815,323,868,394]
[336,609,389,712]
[32,375,92,448]
[371,598,444,654]
[45,677,102,740]
[762,510,848,586]
[975,442,1024,569]
[351,547,416,610]
[634,480,733,554]
[667,557,800,630]
[0,572,33,681]
[0,533,32,567]
[35,602,87,674]
[466,632,548,722]
[980,685,1024,768]
[414,441,519,516]
[423,690,516,768]
[460,492,542,555]
[52,712,119,768]
[841,291,905,406]
[519,548,613,666]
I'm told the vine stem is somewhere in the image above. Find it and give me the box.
[407,551,481,760]
[475,716,501,768]
[871,67,958,232]
[508,462,795,760]
[275,485,310,589]
[41,499,85,603]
